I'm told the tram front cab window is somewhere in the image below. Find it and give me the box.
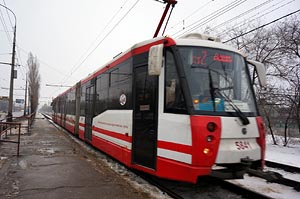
[178,46,258,117]
[164,50,187,114]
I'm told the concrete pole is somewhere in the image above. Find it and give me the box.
[7,26,16,122]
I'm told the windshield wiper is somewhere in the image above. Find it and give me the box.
[215,89,250,125]
[208,69,216,111]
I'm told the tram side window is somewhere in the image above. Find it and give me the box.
[164,49,187,113]
[95,74,109,114]
[68,90,76,115]
[109,68,119,109]
[80,84,86,116]
[116,60,132,109]
[108,60,132,110]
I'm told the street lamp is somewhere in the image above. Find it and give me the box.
[0,4,17,121]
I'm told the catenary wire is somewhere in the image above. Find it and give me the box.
[224,9,300,43]
[165,0,214,33]
[217,0,295,38]
[211,0,276,31]
[172,0,247,38]
[60,0,140,86]
[68,0,131,76]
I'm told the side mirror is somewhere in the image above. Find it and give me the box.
[148,44,163,75]
[247,60,266,87]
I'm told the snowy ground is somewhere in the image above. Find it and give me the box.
[266,135,300,168]
[229,134,300,199]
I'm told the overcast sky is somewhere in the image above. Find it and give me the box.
[0,0,299,106]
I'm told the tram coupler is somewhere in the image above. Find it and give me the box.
[210,157,257,179]
[246,168,283,183]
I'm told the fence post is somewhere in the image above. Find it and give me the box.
[17,123,21,156]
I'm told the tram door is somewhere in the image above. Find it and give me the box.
[84,85,94,142]
[132,66,158,169]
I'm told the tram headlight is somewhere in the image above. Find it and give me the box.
[207,122,217,132]
[203,148,211,155]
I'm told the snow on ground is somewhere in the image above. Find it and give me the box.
[265,135,300,168]
[232,134,300,199]
[229,174,299,199]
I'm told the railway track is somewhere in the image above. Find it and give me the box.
[266,160,300,173]
[133,168,280,199]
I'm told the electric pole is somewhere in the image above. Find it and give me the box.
[7,25,16,121]
[0,4,17,122]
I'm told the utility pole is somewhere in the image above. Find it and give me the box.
[0,4,17,122]
[7,25,16,121]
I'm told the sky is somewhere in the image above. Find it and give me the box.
[0,0,299,107]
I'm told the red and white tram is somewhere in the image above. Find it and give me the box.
[52,33,266,183]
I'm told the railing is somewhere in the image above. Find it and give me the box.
[0,112,36,156]
[0,121,21,156]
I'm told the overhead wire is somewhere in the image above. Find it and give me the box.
[211,0,276,31]
[59,0,140,86]
[217,0,295,38]
[172,0,247,38]
[1,0,25,80]
[224,9,300,43]
[2,0,13,28]
[68,0,131,76]
[165,0,214,33]
[0,7,12,46]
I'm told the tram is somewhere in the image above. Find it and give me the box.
[52,33,266,183]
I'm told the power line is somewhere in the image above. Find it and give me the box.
[224,9,300,43]
[211,0,276,31]
[0,7,12,45]
[2,0,13,28]
[172,0,247,38]
[68,0,131,76]
[17,46,70,79]
[217,0,295,38]
[166,0,214,33]
[60,0,141,85]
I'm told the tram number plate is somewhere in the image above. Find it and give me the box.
[235,141,252,150]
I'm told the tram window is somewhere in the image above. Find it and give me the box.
[80,84,86,116]
[118,60,132,109]
[108,60,132,110]
[95,74,109,114]
[164,49,187,113]
[109,68,119,109]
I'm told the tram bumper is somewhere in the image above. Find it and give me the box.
[210,138,262,179]
[210,157,254,179]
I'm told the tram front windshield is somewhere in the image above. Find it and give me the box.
[178,46,257,116]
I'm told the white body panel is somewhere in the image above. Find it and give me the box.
[215,138,261,163]
[92,110,132,149]
[215,117,261,163]
[79,116,85,131]
[221,117,259,138]
[158,148,192,164]
[158,113,192,145]
[65,114,75,127]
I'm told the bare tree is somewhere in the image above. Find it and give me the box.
[27,53,41,114]
[221,14,300,145]
[275,16,300,135]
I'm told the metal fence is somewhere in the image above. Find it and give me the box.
[0,112,35,156]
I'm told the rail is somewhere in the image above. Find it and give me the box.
[0,112,36,156]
